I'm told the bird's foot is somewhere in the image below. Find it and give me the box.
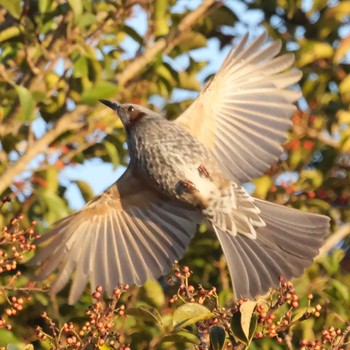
[176,179,199,194]
[198,164,212,180]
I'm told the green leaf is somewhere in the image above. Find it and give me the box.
[210,326,226,350]
[0,0,21,19]
[178,31,207,52]
[123,24,144,45]
[45,166,59,194]
[42,192,69,223]
[300,169,324,188]
[126,306,162,325]
[75,180,94,202]
[160,330,200,345]
[73,55,89,78]
[207,5,238,27]
[173,303,215,329]
[240,301,257,342]
[154,0,169,37]
[14,85,35,121]
[39,0,53,13]
[103,140,120,168]
[81,81,117,104]
[298,41,333,67]
[141,280,165,308]
[0,26,21,43]
[253,175,273,199]
[231,312,247,344]
[292,307,314,322]
[68,0,83,19]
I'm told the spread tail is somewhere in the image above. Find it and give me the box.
[207,186,329,299]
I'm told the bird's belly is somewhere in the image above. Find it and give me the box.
[137,147,219,208]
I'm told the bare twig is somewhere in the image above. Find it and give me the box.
[318,223,350,257]
[117,0,222,87]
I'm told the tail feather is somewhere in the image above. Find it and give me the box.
[213,198,329,299]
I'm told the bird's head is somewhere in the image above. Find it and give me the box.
[99,100,156,129]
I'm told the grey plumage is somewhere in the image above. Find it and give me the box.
[30,32,329,304]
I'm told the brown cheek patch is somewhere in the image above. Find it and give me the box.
[129,111,146,127]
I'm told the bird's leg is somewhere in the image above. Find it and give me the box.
[176,179,199,194]
[198,164,212,181]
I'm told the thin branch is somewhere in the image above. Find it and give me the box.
[318,223,350,257]
[116,0,222,87]
[0,106,88,195]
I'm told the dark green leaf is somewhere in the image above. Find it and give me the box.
[209,326,226,350]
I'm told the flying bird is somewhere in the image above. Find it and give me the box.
[31,32,329,304]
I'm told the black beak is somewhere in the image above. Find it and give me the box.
[99,99,120,111]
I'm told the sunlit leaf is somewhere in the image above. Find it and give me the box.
[14,85,35,121]
[68,0,83,19]
[173,303,215,329]
[0,0,21,18]
[154,0,169,37]
[141,280,165,308]
[0,26,22,42]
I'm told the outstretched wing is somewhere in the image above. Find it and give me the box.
[175,32,302,183]
[30,167,201,304]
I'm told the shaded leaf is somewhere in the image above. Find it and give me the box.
[160,330,200,345]
[209,326,226,350]
[126,306,162,325]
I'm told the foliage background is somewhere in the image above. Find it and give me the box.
[0,0,350,349]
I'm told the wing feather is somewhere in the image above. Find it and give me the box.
[31,167,200,304]
[175,32,301,182]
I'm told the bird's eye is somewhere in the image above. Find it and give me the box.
[127,106,134,113]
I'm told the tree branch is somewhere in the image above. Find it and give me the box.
[117,0,222,87]
[0,106,88,195]
[318,223,350,257]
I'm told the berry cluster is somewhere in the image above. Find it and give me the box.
[36,285,131,349]
[169,265,218,306]
[300,325,350,350]
[0,196,41,330]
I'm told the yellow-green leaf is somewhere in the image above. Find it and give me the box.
[173,303,215,329]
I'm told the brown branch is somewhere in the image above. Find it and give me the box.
[116,0,222,87]
[317,223,350,257]
[0,106,88,195]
